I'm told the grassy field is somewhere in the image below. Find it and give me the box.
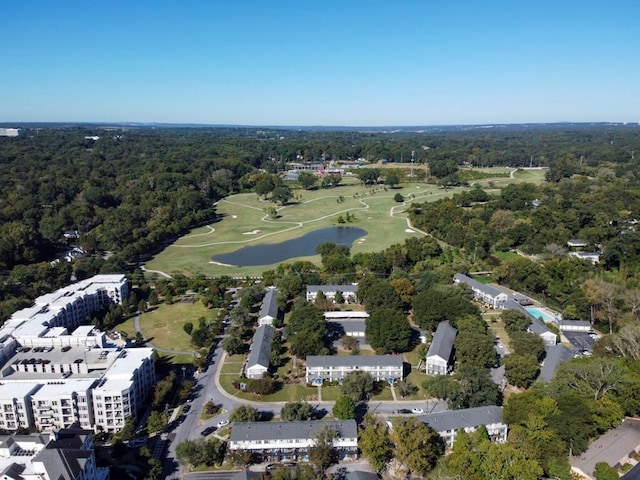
[116,301,215,358]
[145,167,546,277]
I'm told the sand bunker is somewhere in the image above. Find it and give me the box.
[232,215,238,219]
[209,261,234,267]
[405,229,415,233]
[243,229,261,235]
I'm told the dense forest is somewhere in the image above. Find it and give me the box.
[0,124,639,320]
[3,124,640,478]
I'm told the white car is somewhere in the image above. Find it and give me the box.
[217,419,229,428]
[411,408,424,414]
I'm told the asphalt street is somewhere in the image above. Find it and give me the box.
[160,300,450,479]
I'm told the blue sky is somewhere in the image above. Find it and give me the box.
[2,1,639,126]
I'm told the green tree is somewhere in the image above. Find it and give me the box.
[503,354,540,388]
[230,405,259,423]
[455,330,497,369]
[391,417,444,477]
[393,192,404,202]
[147,410,167,434]
[365,308,412,353]
[222,335,245,355]
[396,380,418,398]
[298,172,318,190]
[341,370,376,401]
[502,309,531,334]
[332,395,356,420]
[593,462,620,480]
[271,185,293,205]
[308,426,338,475]
[385,172,400,188]
[510,331,546,362]
[359,413,392,473]
[281,401,314,421]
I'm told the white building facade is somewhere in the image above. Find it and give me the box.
[306,355,403,383]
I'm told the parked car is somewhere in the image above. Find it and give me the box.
[217,419,229,428]
[411,408,425,414]
[183,405,191,414]
[128,438,146,448]
[201,426,216,436]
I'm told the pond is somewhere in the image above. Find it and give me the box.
[212,226,367,266]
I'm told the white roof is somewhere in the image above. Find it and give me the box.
[0,382,41,400]
[72,326,95,337]
[31,379,95,398]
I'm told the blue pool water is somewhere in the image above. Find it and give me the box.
[526,307,557,323]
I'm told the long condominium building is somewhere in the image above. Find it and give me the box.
[0,274,156,433]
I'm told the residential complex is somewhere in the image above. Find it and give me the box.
[245,325,275,379]
[306,355,403,384]
[0,275,155,433]
[418,406,508,449]
[306,284,358,303]
[258,287,279,326]
[229,420,358,462]
[0,427,108,480]
[426,321,457,375]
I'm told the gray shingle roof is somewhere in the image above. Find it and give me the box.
[539,344,573,381]
[418,406,504,432]
[426,321,457,360]
[306,355,403,368]
[230,420,358,442]
[453,273,507,299]
[307,284,358,293]
[528,317,553,336]
[247,325,275,370]
[336,320,366,334]
[259,288,279,320]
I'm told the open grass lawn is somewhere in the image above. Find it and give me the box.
[218,373,318,402]
[484,311,511,350]
[136,302,216,353]
[371,386,394,401]
[147,171,530,277]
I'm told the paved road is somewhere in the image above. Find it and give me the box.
[160,298,450,479]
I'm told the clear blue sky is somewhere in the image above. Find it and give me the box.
[2,1,639,126]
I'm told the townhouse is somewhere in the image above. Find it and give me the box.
[258,287,280,326]
[305,355,403,384]
[306,285,358,303]
[418,405,508,449]
[453,273,509,309]
[245,325,275,379]
[229,420,358,462]
[426,321,457,375]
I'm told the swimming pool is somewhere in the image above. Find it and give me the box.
[526,307,558,323]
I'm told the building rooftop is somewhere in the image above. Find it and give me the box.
[230,420,358,442]
[247,325,275,369]
[307,284,358,293]
[418,406,504,432]
[426,321,457,360]
[258,288,279,320]
[453,273,508,299]
[306,355,402,368]
[539,344,574,381]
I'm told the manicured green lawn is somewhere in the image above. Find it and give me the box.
[138,302,216,353]
[145,178,472,277]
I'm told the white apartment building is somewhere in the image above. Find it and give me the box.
[0,383,41,431]
[31,380,96,431]
[91,348,155,433]
[306,355,404,384]
[229,420,358,462]
[418,406,508,449]
[306,285,358,303]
